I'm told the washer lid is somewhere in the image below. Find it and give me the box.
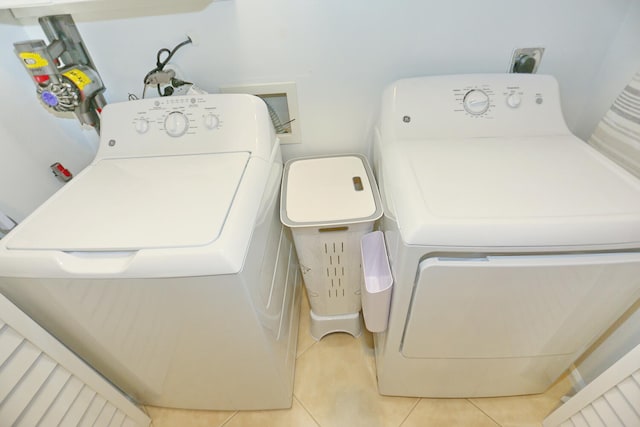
[383,135,640,247]
[7,152,249,251]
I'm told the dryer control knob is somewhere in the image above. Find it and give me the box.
[164,111,189,137]
[134,117,150,134]
[203,113,220,130]
[506,92,522,108]
[463,89,490,115]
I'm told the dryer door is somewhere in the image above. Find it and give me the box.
[402,252,640,361]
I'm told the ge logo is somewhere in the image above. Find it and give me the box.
[403,116,411,123]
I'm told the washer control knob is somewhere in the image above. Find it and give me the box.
[463,89,490,115]
[506,92,522,108]
[164,111,189,137]
[203,113,220,130]
[134,117,150,134]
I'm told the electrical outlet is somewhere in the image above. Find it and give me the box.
[509,47,544,74]
[220,82,301,144]
[145,69,176,85]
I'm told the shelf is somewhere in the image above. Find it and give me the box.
[1,0,215,20]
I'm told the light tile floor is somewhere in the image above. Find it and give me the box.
[145,288,572,427]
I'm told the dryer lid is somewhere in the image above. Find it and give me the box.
[7,152,250,251]
[383,135,640,247]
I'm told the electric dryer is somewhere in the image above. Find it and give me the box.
[372,74,640,397]
[0,94,301,410]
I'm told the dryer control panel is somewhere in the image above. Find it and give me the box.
[96,94,276,161]
[454,84,545,119]
[380,74,570,140]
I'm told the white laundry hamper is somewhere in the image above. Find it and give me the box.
[281,154,383,340]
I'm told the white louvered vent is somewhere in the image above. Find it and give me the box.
[0,295,149,427]
[544,344,640,427]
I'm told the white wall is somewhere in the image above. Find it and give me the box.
[17,0,635,161]
[574,0,640,140]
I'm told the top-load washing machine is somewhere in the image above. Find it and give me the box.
[0,94,301,410]
[372,74,640,397]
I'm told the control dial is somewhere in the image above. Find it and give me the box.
[506,92,522,108]
[134,117,150,134]
[203,113,220,130]
[164,111,189,137]
[463,89,490,115]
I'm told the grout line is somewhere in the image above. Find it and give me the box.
[141,405,157,427]
[296,324,320,361]
[466,398,502,426]
[218,410,239,427]
[397,397,421,427]
[293,395,321,427]
[296,341,318,362]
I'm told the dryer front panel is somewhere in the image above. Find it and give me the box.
[401,252,640,360]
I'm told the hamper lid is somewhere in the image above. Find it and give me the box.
[281,155,382,227]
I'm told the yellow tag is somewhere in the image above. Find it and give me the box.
[19,52,49,69]
[62,68,92,90]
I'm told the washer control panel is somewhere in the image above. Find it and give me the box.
[385,74,569,139]
[129,96,223,138]
[96,93,275,161]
